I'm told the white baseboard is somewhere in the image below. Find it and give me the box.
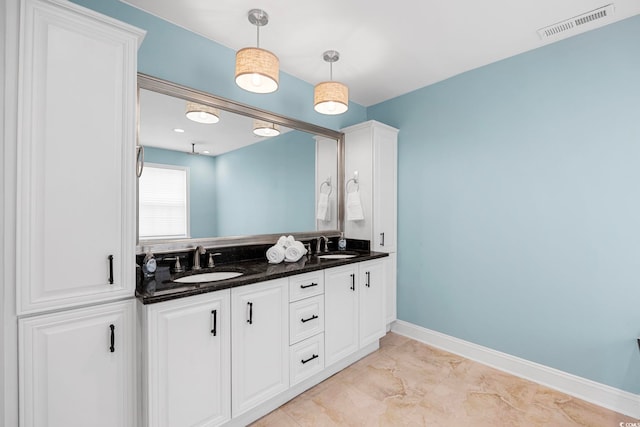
[391,320,640,419]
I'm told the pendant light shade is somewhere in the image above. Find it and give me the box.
[253,119,281,137]
[314,50,348,115]
[235,9,279,94]
[185,102,220,124]
[314,81,349,115]
[235,48,279,93]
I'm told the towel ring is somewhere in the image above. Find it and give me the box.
[320,179,332,196]
[346,177,359,192]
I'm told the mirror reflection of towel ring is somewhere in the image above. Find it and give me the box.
[320,178,332,196]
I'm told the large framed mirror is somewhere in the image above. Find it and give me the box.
[136,73,344,252]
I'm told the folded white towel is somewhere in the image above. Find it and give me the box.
[266,244,285,264]
[277,235,289,248]
[346,190,365,221]
[316,192,330,221]
[285,240,307,262]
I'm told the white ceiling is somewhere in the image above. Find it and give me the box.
[123,0,640,107]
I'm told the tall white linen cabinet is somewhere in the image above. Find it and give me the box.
[342,121,399,326]
[14,0,145,426]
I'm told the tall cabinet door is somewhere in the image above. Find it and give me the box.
[231,279,289,416]
[343,121,398,252]
[358,259,386,347]
[372,125,398,252]
[19,300,136,427]
[145,291,231,427]
[16,0,144,314]
[324,264,359,366]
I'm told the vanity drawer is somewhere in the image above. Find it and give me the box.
[289,295,324,345]
[290,333,324,386]
[289,271,324,302]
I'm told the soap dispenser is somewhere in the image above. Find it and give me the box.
[338,232,347,250]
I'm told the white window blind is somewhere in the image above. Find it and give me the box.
[138,164,189,239]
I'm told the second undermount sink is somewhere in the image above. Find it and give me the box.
[173,271,243,284]
[317,252,358,260]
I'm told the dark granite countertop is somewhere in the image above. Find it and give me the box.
[137,249,388,305]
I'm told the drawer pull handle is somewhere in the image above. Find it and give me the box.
[301,314,318,323]
[211,310,217,336]
[301,354,319,364]
[300,282,318,289]
[109,324,115,353]
[365,271,371,288]
[108,255,114,284]
[350,273,355,291]
[247,302,253,325]
[380,232,385,246]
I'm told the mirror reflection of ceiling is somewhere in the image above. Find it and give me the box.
[139,89,292,157]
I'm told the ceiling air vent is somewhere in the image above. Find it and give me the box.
[537,4,615,39]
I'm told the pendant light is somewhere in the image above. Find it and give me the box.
[185,102,220,124]
[253,119,281,137]
[235,9,279,94]
[314,50,348,115]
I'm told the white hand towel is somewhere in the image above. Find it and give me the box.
[316,192,330,221]
[277,235,289,248]
[346,190,365,221]
[266,244,285,264]
[285,240,307,262]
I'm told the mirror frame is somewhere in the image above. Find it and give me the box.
[136,73,345,253]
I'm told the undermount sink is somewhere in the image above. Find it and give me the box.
[173,271,243,284]
[317,253,358,260]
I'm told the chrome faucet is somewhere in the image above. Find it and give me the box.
[193,245,206,270]
[316,236,329,254]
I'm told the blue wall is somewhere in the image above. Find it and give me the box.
[216,131,316,236]
[368,16,640,394]
[143,147,217,238]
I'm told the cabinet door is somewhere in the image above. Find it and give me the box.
[343,125,374,241]
[359,259,386,347]
[16,0,144,314]
[19,300,136,427]
[146,291,230,427]
[324,264,359,366]
[372,126,398,252]
[385,253,397,325]
[231,279,289,416]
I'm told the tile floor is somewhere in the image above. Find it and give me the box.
[252,332,638,426]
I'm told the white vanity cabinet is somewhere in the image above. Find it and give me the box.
[343,121,398,326]
[324,258,386,366]
[143,291,231,427]
[231,279,289,417]
[15,0,144,314]
[18,300,136,427]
